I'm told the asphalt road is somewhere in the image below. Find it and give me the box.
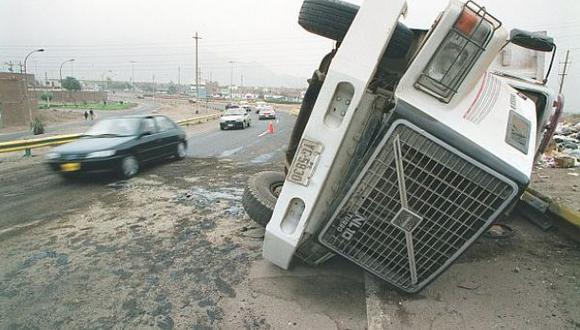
[188,111,293,164]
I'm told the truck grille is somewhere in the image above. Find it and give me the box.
[319,121,517,293]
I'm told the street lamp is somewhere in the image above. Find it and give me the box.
[129,60,136,85]
[59,58,75,84]
[23,48,45,124]
[228,60,236,100]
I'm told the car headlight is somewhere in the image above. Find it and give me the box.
[86,150,116,158]
[45,152,60,160]
[415,4,498,103]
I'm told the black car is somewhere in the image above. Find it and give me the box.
[46,115,187,178]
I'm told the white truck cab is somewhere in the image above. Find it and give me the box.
[244,0,562,293]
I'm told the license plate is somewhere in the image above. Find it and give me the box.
[287,139,323,186]
[61,163,80,172]
[228,124,234,127]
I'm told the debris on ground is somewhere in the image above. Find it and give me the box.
[539,115,580,169]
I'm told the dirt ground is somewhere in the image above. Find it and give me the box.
[0,149,366,329]
[0,157,265,329]
[0,99,215,136]
[532,167,580,212]
[368,214,580,329]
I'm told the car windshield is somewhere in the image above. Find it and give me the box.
[224,109,245,115]
[84,118,141,137]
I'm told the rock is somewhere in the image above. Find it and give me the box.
[554,156,575,168]
[457,280,480,290]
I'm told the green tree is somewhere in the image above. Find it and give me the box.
[40,91,54,107]
[61,76,81,91]
[167,81,177,95]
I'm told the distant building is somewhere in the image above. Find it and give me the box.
[0,72,38,128]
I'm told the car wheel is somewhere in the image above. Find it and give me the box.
[120,155,139,178]
[175,142,186,160]
[242,171,285,227]
[247,120,251,127]
[298,0,415,59]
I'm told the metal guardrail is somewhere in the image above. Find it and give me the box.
[0,134,83,154]
[176,113,221,126]
[0,113,222,155]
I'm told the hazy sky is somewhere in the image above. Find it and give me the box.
[1,0,579,111]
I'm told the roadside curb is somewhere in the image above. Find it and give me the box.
[522,187,580,241]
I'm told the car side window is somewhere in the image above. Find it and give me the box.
[142,118,157,135]
[155,117,176,132]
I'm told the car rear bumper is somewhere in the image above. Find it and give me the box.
[47,156,123,175]
[220,122,244,129]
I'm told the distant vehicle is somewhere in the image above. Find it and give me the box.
[255,101,268,113]
[225,103,239,110]
[258,107,276,120]
[242,105,253,113]
[220,106,251,130]
[45,115,187,179]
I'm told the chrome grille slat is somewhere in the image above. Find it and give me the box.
[319,121,518,292]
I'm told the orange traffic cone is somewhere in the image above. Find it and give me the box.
[267,122,274,134]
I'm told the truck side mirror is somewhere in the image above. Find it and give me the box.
[510,29,554,52]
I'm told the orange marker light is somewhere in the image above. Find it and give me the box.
[455,9,479,35]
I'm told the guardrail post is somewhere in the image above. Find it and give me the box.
[24,148,31,158]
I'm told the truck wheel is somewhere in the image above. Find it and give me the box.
[298,0,415,59]
[242,171,285,227]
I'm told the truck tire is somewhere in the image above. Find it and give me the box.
[242,171,285,227]
[298,0,415,59]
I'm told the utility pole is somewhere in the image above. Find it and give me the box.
[129,61,136,86]
[558,50,571,94]
[178,65,181,95]
[152,74,156,104]
[229,60,235,99]
[193,32,202,99]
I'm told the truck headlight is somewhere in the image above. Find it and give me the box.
[86,150,115,158]
[416,3,499,103]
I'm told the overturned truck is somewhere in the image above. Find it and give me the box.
[242,0,563,293]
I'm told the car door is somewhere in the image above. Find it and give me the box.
[135,117,161,162]
[154,116,180,157]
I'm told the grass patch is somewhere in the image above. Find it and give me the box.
[39,102,138,111]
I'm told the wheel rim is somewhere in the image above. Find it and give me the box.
[177,142,186,158]
[270,182,283,198]
[122,157,138,177]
